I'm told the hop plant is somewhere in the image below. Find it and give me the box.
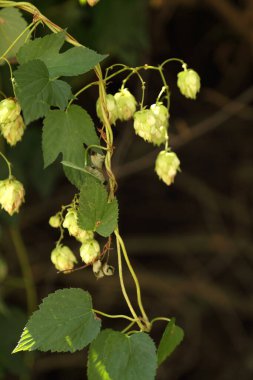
[1,115,26,146]
[133,104,168,146]
[155,150,180,186]
[114,88,136,121]
[133,109,156,143]
[0,99,25,146]
[177,68,201,99]
[51,245,77,272]
[63,208,94,243]
[0,98,21,124]
[96,94,118,125]
[80,239,100,264]
[150,103,169,145]
[0,177,25,215]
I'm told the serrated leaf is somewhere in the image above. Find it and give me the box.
[88,329,157,380]
[17,32,65,65]
[42,105,100,170]
[17,31,106,77]
[14,59,72,124]
[157,318,184,366]
[0,8,30,61]
[96,198,118,237]
[78,176,118,237]
[13,288,101,353]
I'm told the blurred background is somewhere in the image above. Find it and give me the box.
[0,0,253,379]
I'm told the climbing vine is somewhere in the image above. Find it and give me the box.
[0,1,200,378]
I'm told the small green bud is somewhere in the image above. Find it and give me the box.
[0,98,21,125]
[1,115,25,146]
[0,178,25,215]
[114,88,137,121]
[0,256,8,282]
[51,245,77,272]
[96,94,118,125]
[177,69,201,99]
[80,239,100,264]
[49,214,61,228]
[155,150,180,186]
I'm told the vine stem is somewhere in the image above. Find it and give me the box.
[9,227,37,314]
[0,151,12,177]
[115,232,144,331]
[92,309,136,322]
[115,229,151,331]
[150,317,171,325]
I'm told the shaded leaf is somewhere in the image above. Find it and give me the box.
[78,176,118,237]
[14,59,72,124]
[17,31,106,77]
[88,329,157,380]
[0,8,29,61]
[13,288,101,353]
[42,105,100,168]
[157,318,184,366]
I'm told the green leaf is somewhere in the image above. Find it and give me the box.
[78,176,118,237]
[17,31,106,77]
[96,198,118,237]
[0,8,30,61]
[88,329,157,380]
[157,318,184,366]
[13,288,101,353]
[42,104,100,168]
[14,59,72,124]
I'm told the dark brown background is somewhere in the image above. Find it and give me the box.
[0,0,253,379]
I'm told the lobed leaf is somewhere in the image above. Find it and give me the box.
[78,176,118,237]
[14,59,72,124]
[13,288,101,353]
[17,31,106,78]
[157,318,184,366]
[88,329,157,380]
[42,104,100,168]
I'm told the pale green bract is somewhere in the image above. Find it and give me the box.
[177,68,201,99]
[80,239,100,264]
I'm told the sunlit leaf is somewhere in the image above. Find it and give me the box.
[13,288,101,353]
[88,329,157,380]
